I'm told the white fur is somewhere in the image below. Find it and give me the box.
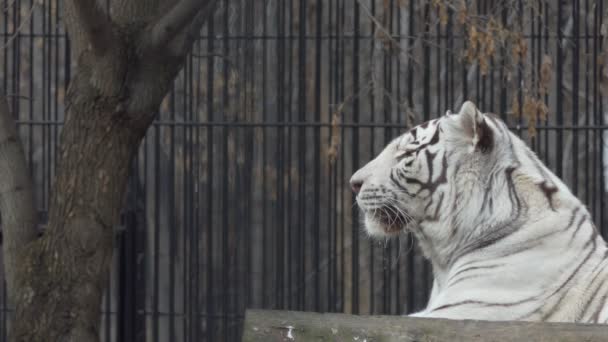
[351,101,608,323]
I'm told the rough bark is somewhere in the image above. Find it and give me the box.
[3,1,218,341]
[9,69,149,341]
[64,0,114,56]
[243,310,608,342]
[0,94,37,306]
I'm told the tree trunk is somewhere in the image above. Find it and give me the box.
[9,70,149,341]
[1,1,219,341]
[0,94,38,307]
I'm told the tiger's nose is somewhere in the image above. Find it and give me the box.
[350,177,364,194]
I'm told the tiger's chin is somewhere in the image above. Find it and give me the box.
[363,210,412,238]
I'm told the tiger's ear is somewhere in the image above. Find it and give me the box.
[458,101,493,152]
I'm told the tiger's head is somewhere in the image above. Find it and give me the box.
[351,101,517,243]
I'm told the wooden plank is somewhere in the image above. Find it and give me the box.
[242,309,608,342]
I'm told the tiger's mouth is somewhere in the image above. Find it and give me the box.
[368,205,411,234]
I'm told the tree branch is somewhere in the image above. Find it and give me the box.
[144,0,218,53]
[64,0,114,56]
[0,93,37,304]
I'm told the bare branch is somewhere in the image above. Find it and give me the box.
[0,93,37,304]
[63,0,114,56]
[0,4,36,50]
[144,0,218,53]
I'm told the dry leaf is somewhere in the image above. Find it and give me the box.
[511,96,521,118]
[439,3,448,28]
[523,96,537,137]
[539,55,552,97]
[327,111,342,165]
[457,0,467,25]
[536,99,549,122]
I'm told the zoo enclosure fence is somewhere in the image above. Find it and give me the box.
[0,0,607,341]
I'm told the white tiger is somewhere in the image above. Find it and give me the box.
[350,101,608,323]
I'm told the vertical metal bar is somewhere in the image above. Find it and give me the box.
[2,0,7,101]
[598,0,605,231]
[591,0,598,229]
[40,0,47,211]
[338,0,346,313]
[286,0,294,311]
[45,0,51,209]
[399,1,407,310]
[593,0,600,231]
[245,3,253,336]
[500,3,507,120]
[386,0,394,314]
[118,229,125,342]
[446,5,452,110]
[205,14,215,342]
[53,0,60,175]
[406,0,415,315]
[533,2,540,152]
[383,0,394,314]
[488,0,494,113]
[297,0,307,312]
[584,0,591,207]
[422,0,431,306]
[396,0,402,126]
[192,32,202,342]
[241,0,253,333]
[516,0,523,138]
[144,121,151,342]
[556,0,564,178]
[101,82,109,342]
[1,286,4,342]
[168,87,176,342]
[183,52,192,342]
[476,0,482,106]
[544,1,550,165]
[327,0,336,312]
[461,2,468,107]
[221,1,230,339]
[0,5,7,315]
[572,0,579,194]
[13,0,20,145]
[134,156,146,342]
[351,0,360,315]
[368,0,376,315]
[313,0,322,313]
[261,0,268,310]
[1,286,5,342]
[153,114,161,342]
[275,0,285,311]
[28,0,35,176]
[118,213,137,342]
[422,2,430,122]
[178,58,186,342]
[449,5,455,109]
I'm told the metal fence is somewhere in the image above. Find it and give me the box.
[0,0,606,341]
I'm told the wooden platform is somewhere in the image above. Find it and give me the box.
[242,309,608,341]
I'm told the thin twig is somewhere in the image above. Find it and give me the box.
[0,4,35,50]
[355,0,423,67]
